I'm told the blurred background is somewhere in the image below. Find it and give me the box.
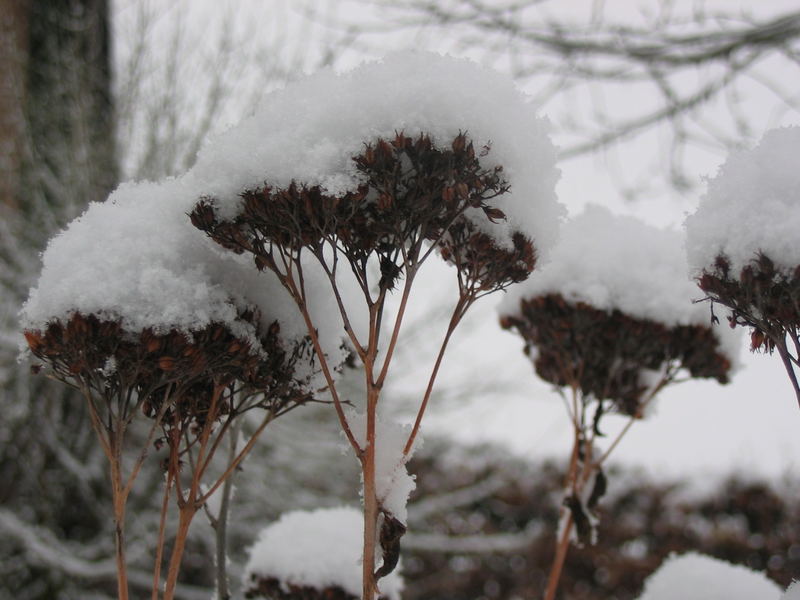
[2,1,800,598]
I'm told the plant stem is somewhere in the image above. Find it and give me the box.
[776,339,800,410]
[151,471,173,600]
[162,505,196,600]
[112,483,129,600]
[109,423,130,600]
[361,383,379,600]
[404,296,467,455]
[213,423,239,600]
[544,385,582,600]
[544,513,574,600]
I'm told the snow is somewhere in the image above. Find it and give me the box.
[348,411,421,525]
[195,51,563,257]
[686,126,800,276]
[242,507,402,600]
[783,582,800,600]
[499,204,742,366]
[636,552,782,600]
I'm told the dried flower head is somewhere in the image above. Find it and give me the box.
[500,294,732,416]
[190,132,536,295]
[698,252,800,349]
[24,310,313,426]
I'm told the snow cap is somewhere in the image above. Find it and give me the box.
[196,51,563,258]
[19,177,347,385]
[636,552,782,600]
[242,507,403,600]
[686,126,800,275]
[499,204,741,367]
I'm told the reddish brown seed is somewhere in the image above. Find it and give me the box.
[24,331,44,352]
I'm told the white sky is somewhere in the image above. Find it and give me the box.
[113,0,800,483]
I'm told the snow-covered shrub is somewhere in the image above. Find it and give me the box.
[687,126,800,409]
[189,51,562,598]
[636,552,781,600]
[499,205,739,600]
[20,173,338,599]
[242,507,402,600]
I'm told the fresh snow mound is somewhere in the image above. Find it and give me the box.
[686,126,800,275]
[499,205,741,365]
[196,51,563,257]
[636,552,782,600]
[243,507,402,600]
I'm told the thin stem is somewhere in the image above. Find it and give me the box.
[284,270,361,455]
[109,420,130,600]
[361,382,380,600]
[318,251,368,361]
[151,471,174,600]
[375,266,417,389]
[544,384,582,600]
[403,294,470,456]
[593,371,671,469]
[124,390,173,498]
[776,340,800,410]
[209,421,239,600]
[198,409,275,503]
[162,504,195,600]
[544,514,574,600]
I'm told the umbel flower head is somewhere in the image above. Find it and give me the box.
[24,309,313,426]
[501,294,731,416]
[500,205,739,416]
[191,132,537,296]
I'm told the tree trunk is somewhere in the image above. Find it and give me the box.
[19,0,117,230]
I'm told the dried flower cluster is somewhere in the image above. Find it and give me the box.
[244,576,393,600]
[24,311,313,423]
[698,253,800,353]
[190,132,535,295]
[500,294,732,416]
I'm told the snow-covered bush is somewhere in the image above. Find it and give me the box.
[687,126,800,410]
[20,172,341,599]
[189,51,562,599]
[242,507,402,600]
[499,205,739,600]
